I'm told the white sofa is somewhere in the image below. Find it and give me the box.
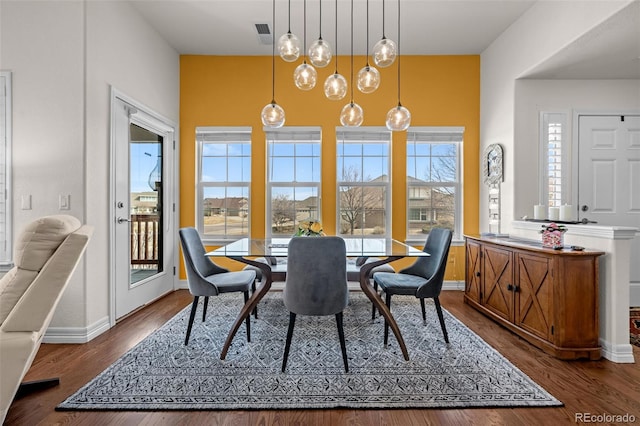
[0,215,93,423]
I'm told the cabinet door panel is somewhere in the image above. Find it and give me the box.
[465,240,481,303]
[482,245,513,321]
[515,253,552,340]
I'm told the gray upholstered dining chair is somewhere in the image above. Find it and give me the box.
[372,228,453,346]
[281,236,350,373]
[178,227,256,345]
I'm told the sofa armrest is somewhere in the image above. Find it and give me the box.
[1,226,93,333]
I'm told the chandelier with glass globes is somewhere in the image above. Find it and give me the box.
[263,0,410,131]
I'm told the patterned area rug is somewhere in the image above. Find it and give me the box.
[631,308,640,348]
[57,293,562,410]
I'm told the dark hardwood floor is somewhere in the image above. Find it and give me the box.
[5,289,640,425]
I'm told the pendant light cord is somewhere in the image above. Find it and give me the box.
[382,0,386,39]
[319,0,323,40]
[303,0,307,62]
[287,0,292,33]
[271,0,276,103]
[365,0,370,66]
[334,0,339,72]
[397,0,401,106]
[350,0,354,103]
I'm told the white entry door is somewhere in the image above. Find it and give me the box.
[111,94,176,320]
[577,114,640,295]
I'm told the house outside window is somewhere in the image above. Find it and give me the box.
[196,127,251,241]
[406,127,463,242]
[336,127,391,238]
[266,127,321,237]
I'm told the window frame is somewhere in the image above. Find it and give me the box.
[0,71,12,269]
[265,126,322,238]
[195,126,252,243]
[406,127,463,244]
[336,127,392,238]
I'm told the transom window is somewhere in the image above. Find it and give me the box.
[266,127,321,237]
[336,128,391,238]
[196,127,251,241]
[406,127,463,242]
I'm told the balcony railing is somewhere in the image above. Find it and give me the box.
[131,214,160,266]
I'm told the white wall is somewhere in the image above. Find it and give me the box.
[85,0,179,333]
[480,0,634,234]
[0,0,179,337]
[1,1,87,327]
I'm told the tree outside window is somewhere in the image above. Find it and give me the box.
[407,128,463,241]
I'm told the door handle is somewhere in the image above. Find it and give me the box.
[117,217,131,224]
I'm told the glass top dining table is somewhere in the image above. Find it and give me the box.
[206,237,428,361]
[206,237,428,258]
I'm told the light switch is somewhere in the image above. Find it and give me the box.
[21,195,31,210]
[59,194,70,210]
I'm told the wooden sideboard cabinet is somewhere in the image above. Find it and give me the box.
[464,234,604,360]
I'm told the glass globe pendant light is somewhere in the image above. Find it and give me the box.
[325,73,347,100]
[386,104,411,131]
[308,0,332,68]
[324,0,347,100]
[340,0,363,127]
[278,0,301,62]
[386,0,411,131]
[293,0,317,90]
[357,0,380,94]
[372,0,396,67]
[262,0,285,128]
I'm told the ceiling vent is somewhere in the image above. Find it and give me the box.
[254,23,272,45]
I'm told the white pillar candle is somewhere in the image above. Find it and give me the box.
[548,207,560,221]
[559,204,572,222]
[534,205,545,220]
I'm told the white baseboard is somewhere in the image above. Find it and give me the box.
[600,338,636,364]
[43,316,111,344]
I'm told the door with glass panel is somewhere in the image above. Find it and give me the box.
[112,95,176,320]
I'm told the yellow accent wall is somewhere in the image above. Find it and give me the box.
[180,55,480,279]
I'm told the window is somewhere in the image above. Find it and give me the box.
[540,112,568,208]
[336,127,391,237]
[266,127,321,237]
[196,127,251,241]
[406,127,463,242]
[0,72,12,268]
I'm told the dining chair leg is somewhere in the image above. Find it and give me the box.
[202,296,209,322]
[371,281,378,320]
[282,312,297,372]
[335,312,349,373]
[185,296,199,345]
[243,291,251,342]
[251,280,258,319]
[433,297,449,343]
[420,297,427,324]
[384,292,392,346]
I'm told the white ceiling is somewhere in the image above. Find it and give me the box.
[128,0,640,79]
